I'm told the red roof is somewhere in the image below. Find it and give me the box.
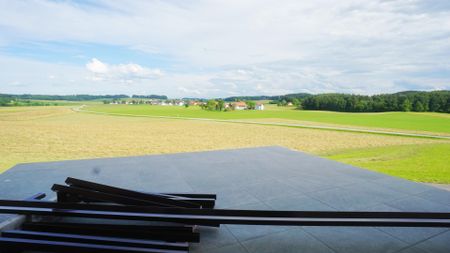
[233,102,247,107]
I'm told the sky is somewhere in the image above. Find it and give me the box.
[0,0,449,98]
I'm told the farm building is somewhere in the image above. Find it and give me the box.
[232,101,247,110]
[255,102,264,110]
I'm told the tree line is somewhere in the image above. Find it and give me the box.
[0,94,13,106]
[224,93,311,102]
[0,95,64,107]
[0,94,170,106]
[0,94,130,101]
[299,91,449,113]
[131,94,168,99]
[223,95,280,102]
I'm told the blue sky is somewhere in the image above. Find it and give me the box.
[0,0,449,98]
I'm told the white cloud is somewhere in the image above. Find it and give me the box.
[86,58,108,74]
[85,58,163,82]
[0,0,449,96]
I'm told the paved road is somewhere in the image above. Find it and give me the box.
[76,106,450,140]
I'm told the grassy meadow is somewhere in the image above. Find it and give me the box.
[0,105,449,183]
[325,144,450,183]
[87,104,450,135]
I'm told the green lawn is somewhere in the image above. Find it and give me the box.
[325,143,450,184]
[86,104,450,134]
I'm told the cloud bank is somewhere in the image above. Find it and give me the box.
[0,0,449,97]
[86,58,163,83]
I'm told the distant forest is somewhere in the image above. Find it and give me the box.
[131,94,168,99]
[299,91,450,113]
[0,94,129,102]
[0,94,164,106]
[223,93,311,102]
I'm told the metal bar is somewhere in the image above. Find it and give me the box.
[160,193,216,200]
[21,223,199,242]
[23,221,194,233]
[57,191,82,203]
[150,196,214,209]
[1,230,189,251]
[0,202,449,227]
[25,193,46,201]
[0,237,187,253]
[1,199,450,219]
[1,199,219,227]
[64,177,202,208]
[58,190,215,209]
[53,184,201,208]
[52,184,176,207]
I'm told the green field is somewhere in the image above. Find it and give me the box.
[86,104,450,134]
[325,144,450,183]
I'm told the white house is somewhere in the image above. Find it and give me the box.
[255,103,264,110]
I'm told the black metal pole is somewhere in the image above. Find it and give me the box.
[0,201,449,227]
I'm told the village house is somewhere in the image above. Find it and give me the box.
[255,102,264,110]
[232,101,247,110]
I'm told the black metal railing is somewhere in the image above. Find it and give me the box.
[0,177,449,253]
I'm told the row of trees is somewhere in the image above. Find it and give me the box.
[1,94,170,102]
[0,95,62,107]
[0,95,12,106]
[1,93,169,106]
[300,91,450,113]
[200,99,226,111]
[1,94,130,101]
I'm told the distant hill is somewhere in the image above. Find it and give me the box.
[222,93,312,102]
[223,95,282,101]
[132,94,168,99]
[283,93,312,99]
[182,97,207,101]
[0,94,130,101]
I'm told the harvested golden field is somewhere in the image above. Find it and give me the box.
[0,106,443,174]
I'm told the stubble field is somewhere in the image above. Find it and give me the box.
[1,106,448,183]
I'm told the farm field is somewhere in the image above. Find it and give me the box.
[325,143,450,183]
[1,106,449,183]
[86,104,450,135]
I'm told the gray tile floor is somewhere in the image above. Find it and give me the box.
[0,146,449,252]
